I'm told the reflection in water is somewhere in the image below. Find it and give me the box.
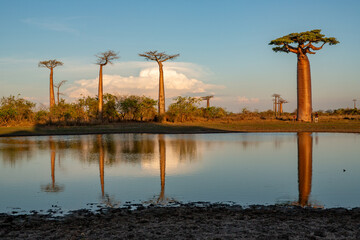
[98,135,105,197]
[41,137,64,193]
[297,132,312,207]
[159,134,166,202]
[295,132,322,208]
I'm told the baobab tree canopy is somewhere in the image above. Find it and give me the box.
[96,50,119,66]
[139,50,179,63]
[38,60,63,69]
[269,29,339,54]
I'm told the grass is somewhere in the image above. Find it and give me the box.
[0,119,359,137]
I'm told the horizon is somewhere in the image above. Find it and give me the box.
[1,0,359,112]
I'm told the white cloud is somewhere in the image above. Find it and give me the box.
[237,96,260,103]
[66,66,224,100]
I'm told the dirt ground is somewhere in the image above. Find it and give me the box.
[1,204,360,239]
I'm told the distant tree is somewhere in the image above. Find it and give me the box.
[139,50,180,122]
[278,98,288,115]
[270,29,339,122]
[54,80,67,105]
[272,94,280,117]
[201,95,214,108]
[353,99,357,109]
[95,50,119,118]
[38,60,64,108]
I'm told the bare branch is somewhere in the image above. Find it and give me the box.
[54,80,67,88]
[96,50,120,66]
[38,59,63,69]
[139,50,180,63]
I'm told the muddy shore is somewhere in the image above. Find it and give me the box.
[1,204,360,239]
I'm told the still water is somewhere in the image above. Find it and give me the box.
[0,133,359,214]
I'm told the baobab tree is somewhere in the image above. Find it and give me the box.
[353,99,357,109]
[272,93,280,117]
[269,30,339,122]
[54,80,67,104]
[139,50,180,121]
[38,60,64,108]
[201,95,214,108]
[278,98,288,115]
[95,50,119,118]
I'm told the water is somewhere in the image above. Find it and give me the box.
[0,133,359,214]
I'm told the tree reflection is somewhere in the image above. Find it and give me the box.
[41,137,64,193]
[294,132,322,208]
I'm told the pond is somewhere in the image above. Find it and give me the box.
[0,132,359,214]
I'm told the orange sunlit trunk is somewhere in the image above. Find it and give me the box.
[98,65,103,118]
[50,68,55,108]
[297,55,312,122]
[297,132,312,206]
[158,62,165,120]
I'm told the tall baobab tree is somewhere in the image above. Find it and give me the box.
[38,60,64,108]
[95,50,119,118]
[139,50,180,121]
[353,99,357,109]
[270,30,339,122]
[201,95,214,108]
[54,80,67,104]
[272,94,280,117]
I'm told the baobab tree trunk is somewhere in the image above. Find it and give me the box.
[297,132,312,207]
[98,65,103,118]
[206,99,210,108]
[279,103,283,115]
[50,68,55,108]
[158,62,165,120]
[297,54,312,122]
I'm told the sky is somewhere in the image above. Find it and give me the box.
[0,0,359,112]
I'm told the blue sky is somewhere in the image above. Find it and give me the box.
[0,0,359,112]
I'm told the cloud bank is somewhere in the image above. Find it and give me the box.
[66,66,224,100]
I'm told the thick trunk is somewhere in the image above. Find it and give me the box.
[207,99,210,108]
[98,65,103,118]
[297,132,312,207]
[159,135,166,202]
[158,62,165,120]
[279,103,283,114]
[50,68,55,108]
[297,54,312,122]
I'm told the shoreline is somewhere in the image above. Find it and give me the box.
[0,120,359,137]
[1,204,359,239]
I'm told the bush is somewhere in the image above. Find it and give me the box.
[167,96,201,122]
[0,95,35,126]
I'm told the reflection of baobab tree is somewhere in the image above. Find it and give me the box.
[41,137,64,193]
[145,135,176,205]
[293,132,322,208]
[96,135,120,207]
